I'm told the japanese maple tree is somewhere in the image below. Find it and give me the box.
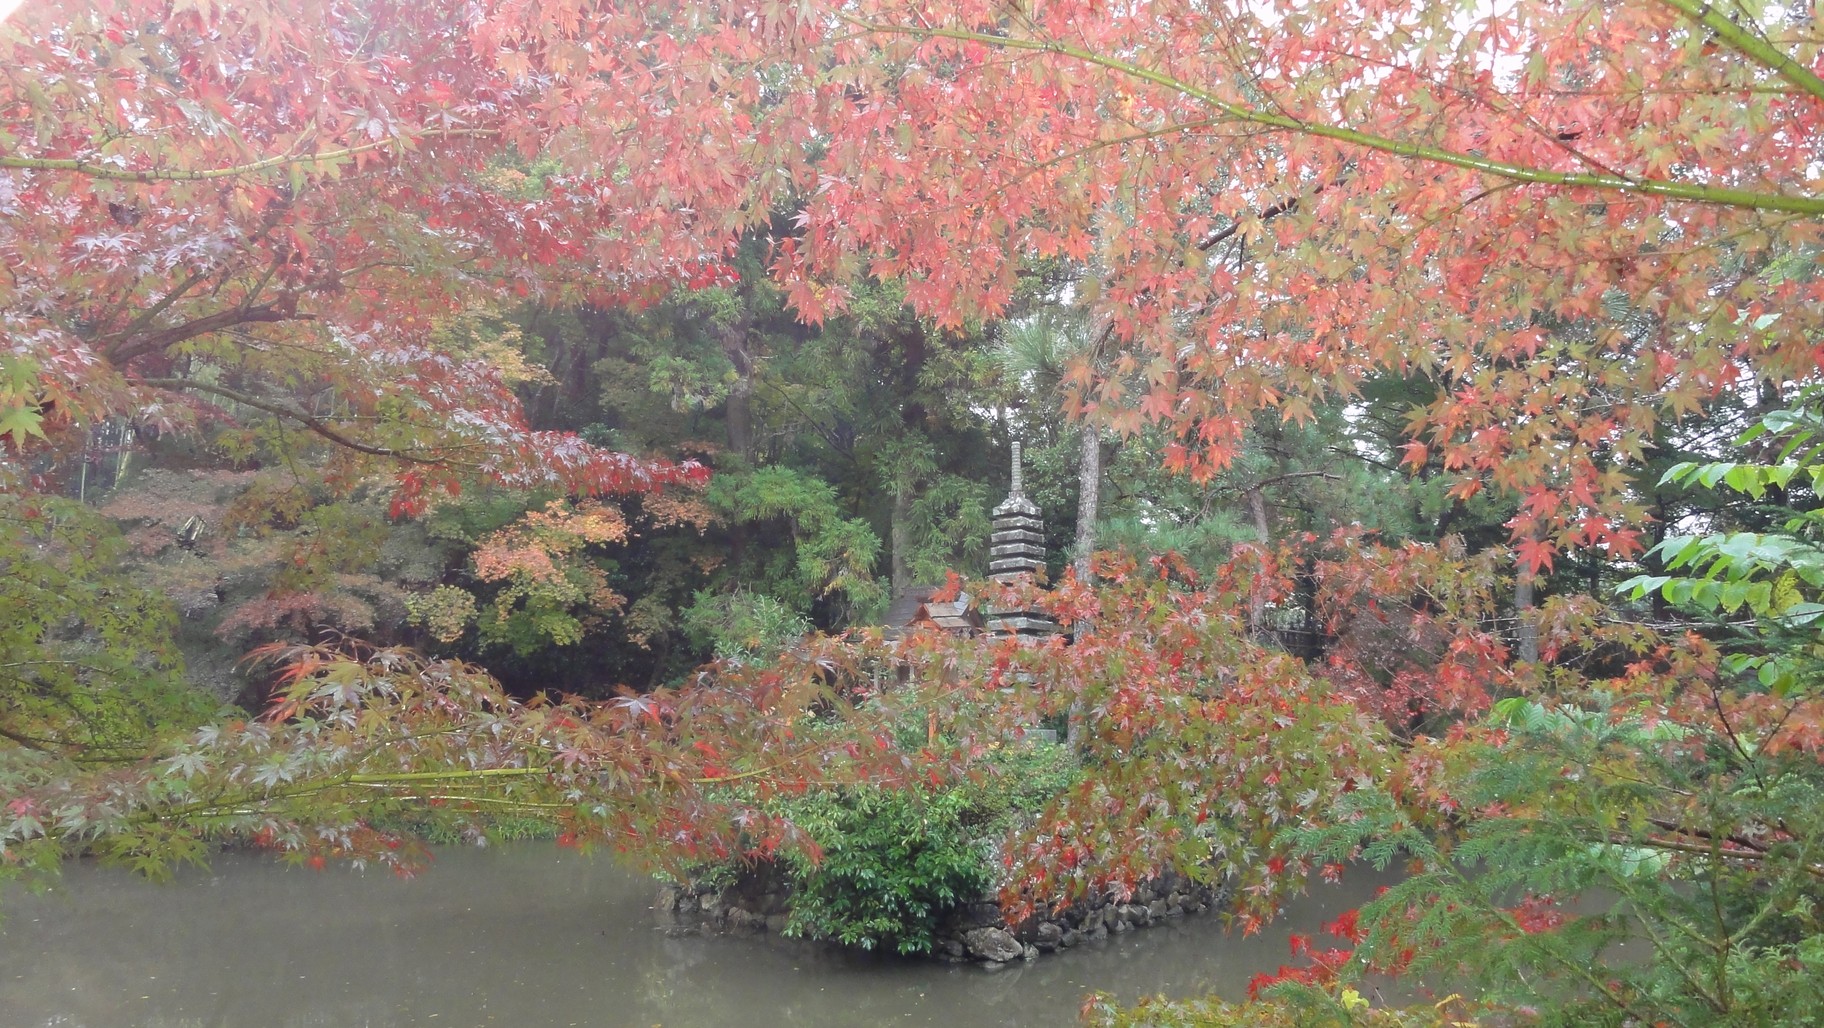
[467,0,1824,564]
[7,3,1824,1020]
[0,0,715,499]
[10,0,1824,550]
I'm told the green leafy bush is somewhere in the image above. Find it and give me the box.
[956,740,1080,837]
[779,785,994,954]
[682,589,812,665]
[0,495,216,758]
[765,741,1080,954]
[1286,397,1824,1026]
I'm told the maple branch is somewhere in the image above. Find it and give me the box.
[342,767,546,784]
[1397,182,1520,252]
[848,20,1824,215]
[969,118,1222,211]
[414,794,574,811]
[1197,186,1318,251]
[139,766,553,824]
[0,718,159,764]
[0,722,61,755]
[1649,0,1824,106]
[139,377,448,465]
[102,199,304,355]
[0,128,499,183]
[1626,833,1824,879]
[1706,676,1770,794]
[683,756,817,786]
[1643,816,1773,858]
[103,269,212,347]
[107,301,305,365]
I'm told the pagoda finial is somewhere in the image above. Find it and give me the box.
[994,440,1040,519]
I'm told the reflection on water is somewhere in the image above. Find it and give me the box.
[0,846,1396,1027]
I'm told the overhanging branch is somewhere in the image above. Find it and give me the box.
[848,19,1824,216]
[0,128,499,183]
[1650,0,1824,105]
[108,301,305,365]
[140,377,448,465]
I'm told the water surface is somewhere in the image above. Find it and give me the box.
[1,845,1394,1027]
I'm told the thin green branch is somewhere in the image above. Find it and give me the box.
[1466,880,1674,1026]
[343,766,545,785]
[847,19,1824,215]
[1630,892,1727,1013]
[1649,0,1824,105]
[0,129,498,183]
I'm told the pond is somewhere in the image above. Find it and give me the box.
[0,846,1397,1027]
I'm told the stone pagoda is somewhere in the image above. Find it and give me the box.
[986,442,1062,638]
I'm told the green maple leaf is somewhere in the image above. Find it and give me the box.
[0,404,45,442]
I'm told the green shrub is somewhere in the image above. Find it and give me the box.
[780,786,993,954]
[682,589,812,665]
[958,740,1079,837]
[676,740,1080,955]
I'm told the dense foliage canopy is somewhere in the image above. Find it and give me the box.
[5,0,1824,1023]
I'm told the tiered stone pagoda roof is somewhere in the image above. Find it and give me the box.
[880,441,1063,640]
[989,442,1045,580]
[986,442,1062,638]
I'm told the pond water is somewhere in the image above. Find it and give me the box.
[0,846,1396,1027]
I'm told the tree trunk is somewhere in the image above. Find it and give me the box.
[1066,423,1101,753]
[719,317,755,462]
[1649,497,1670,622]
[535,316,569,427]
[725,372,753,461]
[890,480,912,598]
[1245,486,1271,638]
[1073,423,1100,584]
[1247,487,1271,545]
[1515,568,1539,664]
